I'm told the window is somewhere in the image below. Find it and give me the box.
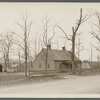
[39,64,41,68]
[48,64,50,69]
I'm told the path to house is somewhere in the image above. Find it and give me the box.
[0,74,100,97]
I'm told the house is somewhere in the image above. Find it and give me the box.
[16,63,25,72]
[16,61,33,72]
[82,61,91,69]
[30,45,81,73]
[89,61,100,68]
[7,64,18,72]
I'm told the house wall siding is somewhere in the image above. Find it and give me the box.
[55,62,61,72]
[31,49,55,72]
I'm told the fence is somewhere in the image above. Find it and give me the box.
[29,68,100,76]
[29,70,56,76]
[71,68,100,75]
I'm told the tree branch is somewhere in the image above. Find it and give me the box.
[57,25,72,41]
[48,25,56,44]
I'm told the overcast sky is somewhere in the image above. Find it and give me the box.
[0,3,100,61]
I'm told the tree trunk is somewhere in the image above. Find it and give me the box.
[72,28,76,74]
[18,52,21,65]
[25,29,28,77]
[4,54,7,72]
[45,47,48,75]
[25,42,28,77]
[6,53,9,68]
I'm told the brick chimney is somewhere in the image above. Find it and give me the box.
[62,47,65,51]
[47,44,51,50]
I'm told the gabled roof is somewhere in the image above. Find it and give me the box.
[42,48,80,61]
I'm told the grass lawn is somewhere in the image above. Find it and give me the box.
[0,72,62,88]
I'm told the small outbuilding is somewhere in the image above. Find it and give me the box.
[7,64,18,72]
[82,61,91,69]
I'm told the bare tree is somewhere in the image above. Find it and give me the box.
[75,34,84,59]
[97,53,100,67]
[17,44,21,65]
[0,39,7,71]
[0,32,14,71]
[14,44,22,65]
[42,18,56,75]
[16,12,32,77]
[90,11,100,52]
[32,34,41,59]
[58,8,89,73]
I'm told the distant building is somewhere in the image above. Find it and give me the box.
[16,61,33,72]
[7,64,18,72]
[82,61,91,69]
[81,60,100,69]
[89,61,100,68]
[30,45,81,73]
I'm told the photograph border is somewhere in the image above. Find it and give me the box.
[0,1,100,100]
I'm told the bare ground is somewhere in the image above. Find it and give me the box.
[0,72,100,95]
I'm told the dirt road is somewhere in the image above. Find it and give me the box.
[0,75,100,95]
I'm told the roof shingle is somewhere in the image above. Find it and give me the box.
[43,48,79,61]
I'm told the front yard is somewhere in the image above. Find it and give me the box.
[0,72,62,88]
[1,68,100,88]
[1,73,100,95]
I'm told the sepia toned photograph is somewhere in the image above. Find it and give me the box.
[0,3,100,98]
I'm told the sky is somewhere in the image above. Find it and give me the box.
[0,3,100,61]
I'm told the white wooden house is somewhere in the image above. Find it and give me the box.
[30,45,81,73]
